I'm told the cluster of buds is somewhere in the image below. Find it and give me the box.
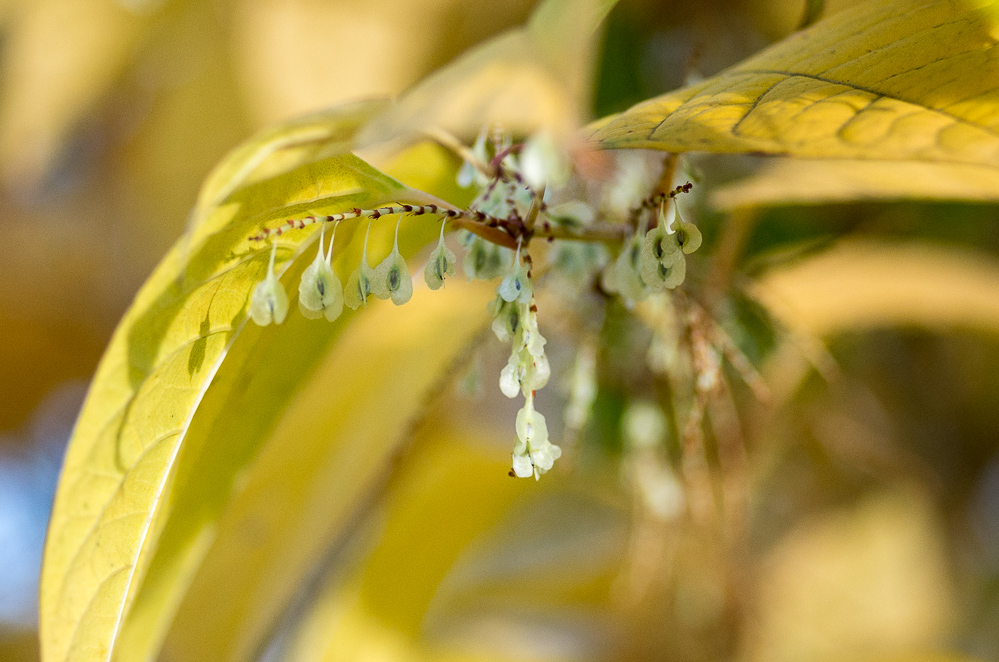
[489,246,560,479]
[249,210,460,329]
[247,127,704,481]
[603,191,702,304]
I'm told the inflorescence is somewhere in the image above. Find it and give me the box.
[247,126,701,480]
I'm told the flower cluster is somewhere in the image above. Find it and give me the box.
[489,248,560,479]
[247,127,703,481]
[603,198,702,304]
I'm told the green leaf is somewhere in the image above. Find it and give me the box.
[39,100,410,662]
[592,0,999,168]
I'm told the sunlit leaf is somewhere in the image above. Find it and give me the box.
[750,240,999,337]
[0,0,160,188]
[747,488,955,662]
[278,413,626,662]
[592,0,999,168]
[711,159,999,210]
[39,101,413,662]
[360,0,617,144]
[154,281,494,662]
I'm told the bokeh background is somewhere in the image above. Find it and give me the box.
[3,0,999,660]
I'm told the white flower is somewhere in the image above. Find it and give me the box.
[373,219,413,305]
[511,395,561,480]
[424,220,456,290]
[298,222,343,321]
[604,231,649,303]
[463,235,509,280]
[344,222,377,310]
[250,241,289,325]
[498,246,532,304]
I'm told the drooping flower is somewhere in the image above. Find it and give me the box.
[373,218,413,305]
[673,207,703,255]
[603,230,648,303]
[424,220,456,290]
[640,209,685,290]
[298,221,344,321]
[344,222,378,310]
[497,302,549,398]
[498,243,533,304]
[511,394,561,480]
[489,294,520,342]
[250,241,289,326]
[463,234,508,280]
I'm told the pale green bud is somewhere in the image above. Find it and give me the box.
[250,272,288,326]
[640,224,686,291]
[424,223,456,290]
[373,243,413,306]
[498,261,532,304]
[343,262,375,310]
[298,252,343,321]
[249,242,288,325]
[512,395,561,480]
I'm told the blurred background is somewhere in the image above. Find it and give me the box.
[3,0,999,660]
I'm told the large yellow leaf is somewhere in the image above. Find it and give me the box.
[711,158,999,210]
[750,240,999,337]
[359,0,616,143]
[39,100,420,662]
[592,0,999,168]
[0,0,162,188]
[152,281,494,662]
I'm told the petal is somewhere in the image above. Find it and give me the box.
[249,273,288,326]
[499,359,521,399]
[511,452,534,478]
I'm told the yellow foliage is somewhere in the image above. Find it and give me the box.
[592,0,999,168]
[39,101,409,662]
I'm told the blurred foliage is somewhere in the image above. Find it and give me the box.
[3,1,999,662]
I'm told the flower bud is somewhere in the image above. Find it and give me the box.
[424,222,456,290]
[249,242,289,325]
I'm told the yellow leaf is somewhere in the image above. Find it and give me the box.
[711,158,999,209]
[592,0,999,168]
[0,0,154,188]
[39,101,414,662]
[360,0,616,144]
[154,280,494,662]
[749,240,999,337]
[746,488,955,662]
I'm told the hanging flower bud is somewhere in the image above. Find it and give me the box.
[641,222,686,291]
[674,209,703,254]
[511,394,561,480]
[344,222,377,310]
[424,220,456,290]
[250,242,289,326]
[463,234,508,280]
[298,222,343,321]
[498,245,533,304]
[373,219,413,305]
[489,295,520,342]
[499,337,551,398]
[604,231,648,303]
